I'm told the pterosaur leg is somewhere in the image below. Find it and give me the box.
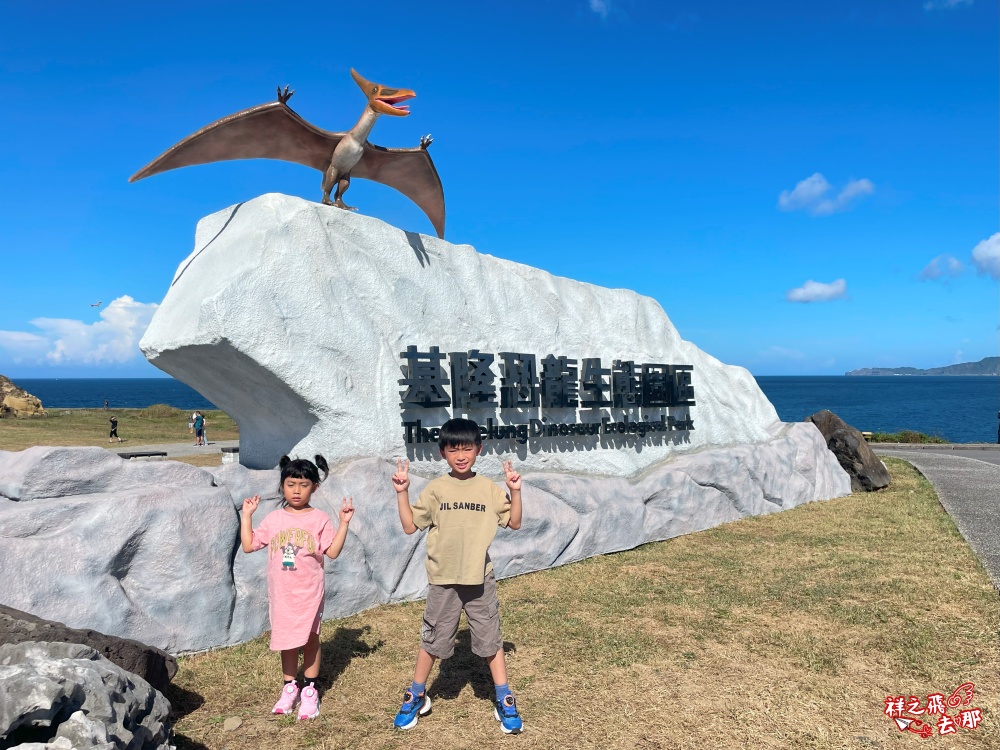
[321,164,338,206]
[333,175,357,211]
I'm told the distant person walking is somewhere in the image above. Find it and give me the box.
[109,416,122,443]
[193,411,205,446]
[103,399,109,411]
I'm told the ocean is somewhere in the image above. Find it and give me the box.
[12,375,1000,444]
[754,376,999,444]
[16,378,218,411]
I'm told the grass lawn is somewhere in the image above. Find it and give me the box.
[167,458,999,749]
[0,407,238,451]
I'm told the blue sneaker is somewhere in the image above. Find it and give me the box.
[493,693,523,734]
[393,689,431,730]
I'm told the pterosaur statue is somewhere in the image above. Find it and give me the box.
[130,70,445,238]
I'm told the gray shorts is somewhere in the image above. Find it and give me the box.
[421,569,503,659]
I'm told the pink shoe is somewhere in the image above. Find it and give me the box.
[272,682,300,714]
[298,682,320,720]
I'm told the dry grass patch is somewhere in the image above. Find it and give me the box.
[168,459,999,749]
[0,408,238,451]
[171,454,225,468]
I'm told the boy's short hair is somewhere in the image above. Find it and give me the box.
[438,418,482,449]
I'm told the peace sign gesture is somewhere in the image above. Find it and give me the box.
[339,496,355,524]
[502,459,521,491]
[392,458,410,493]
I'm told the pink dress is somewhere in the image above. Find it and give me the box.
[251,507,336,651]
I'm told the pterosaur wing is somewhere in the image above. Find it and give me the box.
[129,102,341,181]
[354,144,446,239]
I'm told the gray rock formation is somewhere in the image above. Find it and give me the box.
[805,410,890,492]
[1,375,46,418]
[0,422,849,654]
[0,641,172,749]
[0,605,176,693]
[0,447,236,653]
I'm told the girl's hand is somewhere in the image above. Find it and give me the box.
[502,460,522,491]
[392,458,410,493]
[241,495,260,516]
[339,496,355,524]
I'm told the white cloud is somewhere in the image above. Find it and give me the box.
[923,0,973,10]
[589,0,610,18]
[786,279,848,303]
[0,296,158,366]
[918,254,964,281]
[971,232,1000,280]
[778,173,875,216]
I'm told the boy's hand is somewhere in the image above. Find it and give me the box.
[339,496,355,524]
[502,460,521,491]
[241,495,260,517]
[392,458,410,493]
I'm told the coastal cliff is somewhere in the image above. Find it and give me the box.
[846,356,999,376]
[0,375,46,417]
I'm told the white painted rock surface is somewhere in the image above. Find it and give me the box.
[140,193,781,474]
[0,424,849,653]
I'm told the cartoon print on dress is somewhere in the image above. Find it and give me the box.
[281,542,299,571]
[268,527,319,570]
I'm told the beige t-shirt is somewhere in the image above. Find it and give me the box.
[411,473,511,585]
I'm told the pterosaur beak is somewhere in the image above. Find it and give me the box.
[351,68,415,116]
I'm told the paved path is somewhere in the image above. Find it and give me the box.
[875,446,1000,588]
[102,439,239,459]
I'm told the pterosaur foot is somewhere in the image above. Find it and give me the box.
[334,198,358,211]
[419,134,433,150]
[276,85,295,104]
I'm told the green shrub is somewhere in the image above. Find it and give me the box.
[869,430,948,444]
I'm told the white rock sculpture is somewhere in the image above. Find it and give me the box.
[0,195,852,653]
[140,193,781,474]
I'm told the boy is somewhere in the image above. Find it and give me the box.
[391,417,524,734]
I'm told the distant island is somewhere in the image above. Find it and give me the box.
[845,356,999,376]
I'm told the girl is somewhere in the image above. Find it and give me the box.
[241,454,355,720]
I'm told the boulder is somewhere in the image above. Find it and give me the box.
[0,375,46,418]
[0,605,176,693]
[0,449,238,653]
[805,409,891,492]
[0,641,172,750]
[139,193,783,473]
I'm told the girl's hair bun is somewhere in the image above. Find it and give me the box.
[278,455,292,470]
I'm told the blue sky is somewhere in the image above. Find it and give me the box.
[0,0,996,378]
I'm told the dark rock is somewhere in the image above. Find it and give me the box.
[805,410,891,492]
[0,604,176,693]
[0,641,172,749]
